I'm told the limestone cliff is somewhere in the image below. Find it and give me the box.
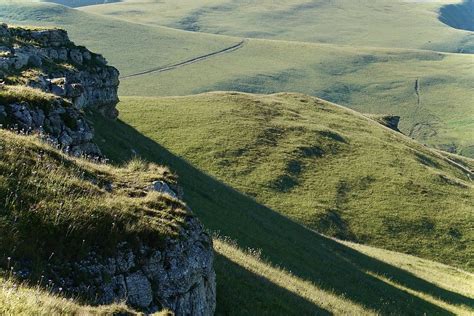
[0,23,119,156]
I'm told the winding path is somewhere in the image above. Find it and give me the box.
[120,39,247,79]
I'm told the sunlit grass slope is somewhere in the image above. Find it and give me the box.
[0,1,239,76]
[215,237,474,315]
[0,129,189,275]
[0,129,192,314]
[90,105,474,314]
[81,0,474,53]
[113,93,473,271]
[0,277,141,316]
[117,38,474,156]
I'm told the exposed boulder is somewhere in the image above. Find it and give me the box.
[152,180,178,198]
[365,114,402,133]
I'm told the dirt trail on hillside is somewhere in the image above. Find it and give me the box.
[120,39,247,79]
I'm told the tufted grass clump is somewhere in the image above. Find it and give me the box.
[0,276,141,316]
[0,129,191,279]
[0,85,68,108]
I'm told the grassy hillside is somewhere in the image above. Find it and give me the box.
[0,1,239,77]
[0,128,194,313]
[0,128,191,277]
[116,38,474,156]
[0,277,140,315]
[2,2,473,156]
[110,93,473,271]
[1,121,472,314]
[87,103,474,314]
[81,0,474,53]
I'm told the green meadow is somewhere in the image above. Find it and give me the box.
[89,105,474,314]
[82,0,474,53]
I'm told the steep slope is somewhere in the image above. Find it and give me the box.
[111,93,473,270]
[0,129,215,313]
[81,0,474,53]
[90,100,474,314]
[2,106,472,315]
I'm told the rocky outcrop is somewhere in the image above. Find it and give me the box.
[0,94,100,156]
[0,24,119,117]
[380,115,401,132]
[51,216,216,315]
[366,114,401,133]
[0,24,119,156]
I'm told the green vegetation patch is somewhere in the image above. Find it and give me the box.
[0,129,190,276]
[0,277,141,316]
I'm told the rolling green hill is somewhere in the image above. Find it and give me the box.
[81,0,474,53]
[2,1,473,157]
[2,114,472,314]
[117,39,474,157]
[108,93,473,271]
[2,1,474,314]
[87,96,474,314]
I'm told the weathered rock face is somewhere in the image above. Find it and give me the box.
[0,23,120,156]
[0,97,100,156]
[47,216,216,315]
[0,24,119,117]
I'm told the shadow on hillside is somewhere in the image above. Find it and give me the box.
[439,0,474,32]
[92,116,474,314]
[214,253,331,315]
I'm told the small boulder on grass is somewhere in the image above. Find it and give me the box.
[151,180,177,199]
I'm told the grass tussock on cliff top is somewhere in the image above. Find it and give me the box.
[0,85,67,108]
[0,129,191,274]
